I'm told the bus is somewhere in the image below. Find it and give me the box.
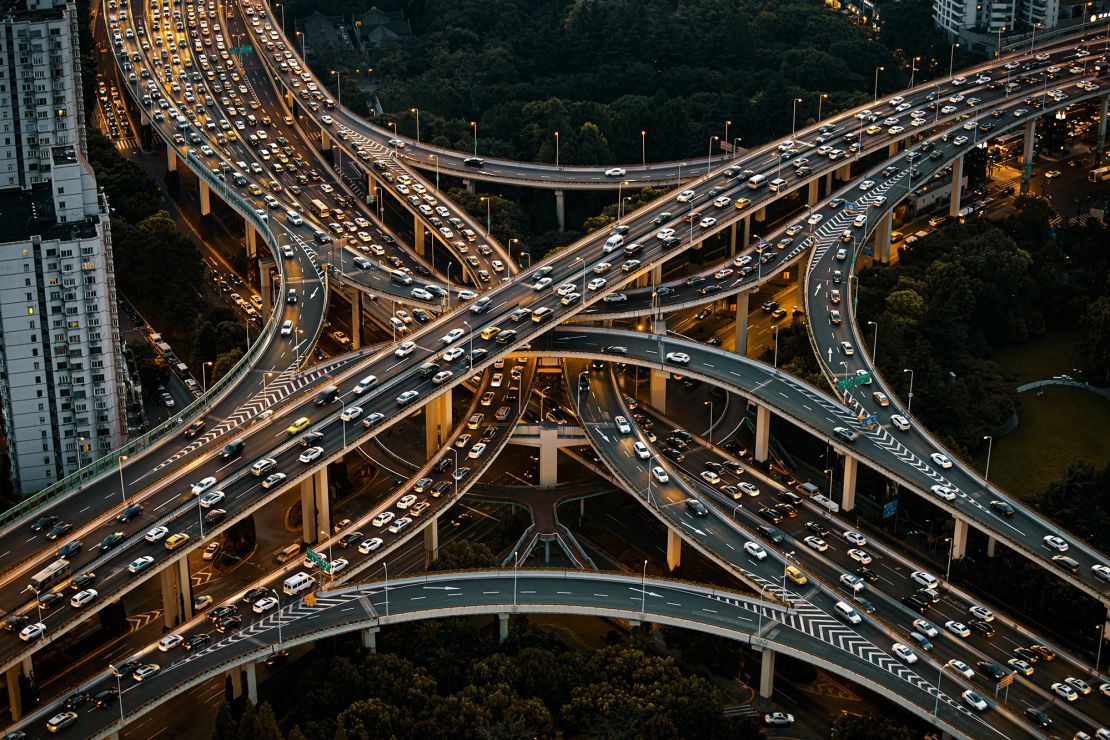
[29,559,70,592]
[1089,166,1110,183]
[308,199,330,219]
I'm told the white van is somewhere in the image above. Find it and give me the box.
[835,600,862,624]
[603,234,625,253]
[747,174,767,189]
[283,571,314,596]
[286,210,303,225]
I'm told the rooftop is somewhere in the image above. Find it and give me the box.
[0,185,97,244]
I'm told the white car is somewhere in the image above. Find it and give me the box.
[252,596,278,614]
[358,537,384,554]
[70,589,98,608]
[281,319,293,335]
[1052,682,1079,701]
[615,416,631,434]
[944,620,971,638]
[352,376,378,394]
[556,282,576,297]
[633,442,650,460]
[329,558,349,575]
[157,634,183,651]
[930,452,953,469]
[739,482,759,497]
[712,196,730,208]
[394,341,415,357]
[198,490,225,508]
[605,167,626,177]
[1044,535,1068,552]
[969,605,994,622]
[396,494,418,510]
[892,642,917,664]
[1065,676,1092,695]
[129,555,155,573]
[947,659,975,680]
[190,476,217,496]
[700,470,720,484]
[840,574,864,593]
[340,406,363,422]
[913,619,938,638]
[651,466,669,484]
[911,571,939,589]
[930,484,956,501]
[388,517,412,534]
[19,623,46,642]
[144,526,169,543]
[656,228,676,240]
[587,278,607,291]
[962,690,988,711]
[676,190,695,203]
[665,352,690,365]
[532,277,553,291]
[858,179,875,191]
[744,542,768,561]
[698,217,717,229]
[844,531,867,547]
[299,446,324,464]
[890,414,911,431]
[468,442,487,459]
[372,511,395,528]
[804,535,828,552]
[1093,564,1110,581]
[847,548,871,565]
[441,328,464,344]
[807,212,823,225]
[442,347,464,362]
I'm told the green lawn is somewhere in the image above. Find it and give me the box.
[986,324,1081,386]
[972,385,1110,500]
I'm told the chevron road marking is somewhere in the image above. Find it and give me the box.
[126,610,163,633]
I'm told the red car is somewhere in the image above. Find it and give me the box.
[183,420,206,438]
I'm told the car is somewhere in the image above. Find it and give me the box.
[157,634,183,652]
[44,521,72,541]
[947,659,975,680]
[930,452,952,469]
[133,663,161,681]
[763,712,794,727]
[252,596,278,614]
[198,490,225,508]
[339,406,363,422]
[165,533,190,550]
[190,476,217,496]
[71,588,100,609]
[69,572,96,590]
[285,417,311,436]
[1065,676,1092,695]
[844,530,867,546]
[1093,564,1110,581]
[117,503,144,523]
[1052,682,1079,701]
[45,712,78,733]
[987,499,1014,517]
[962,690,988,711]
[910,571,939,589]
[840,573,865,593]
[220,440,245,459]
[129,556,155,573]
[685,498,708,517]
[183,633,211,652]
[889,415,910,432]
[871,391,889,407]
[281,319,293,335]
[976,661,1007,681]
[847,548,871,565]
[840,341,854,355]
[806,521,829,536]
[968,605,993,622]
[892,642,917,664]
[372,511,395,528]
[1007,658,1034,676]
[968,619,995,638]
[30,514,60,532]
[388,517,413,534]
[913,619,938,638]
[144,526,169,543]
[856,567,879,583]
[803,535,827,552]
[784,566,807,585]
[1044,170,1061,179]
[1043,535,1068,552]
[833,426,859,443]
[184,420,207,438]
[299,446,324,464]
[1030,643,1056,661]
[605,167,626,177]
[665,352,690,365]
[738,482,759,497]
[700,470,720,485]
[743,542,767,560]
[17,621,45,642]
[202,541,222,561]
[930,484,956,501]
[945,620,971,638]
[394,341,415,357]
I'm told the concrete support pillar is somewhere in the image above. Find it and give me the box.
[498,613,509,644]
[320,127,331,150]
[754,405,770,463]
[361,627,379,652]
[836,163,851,182]
[167,144,177,172]
[539,426,559,486]
[753,207,766,223]
[741,215,751,249]
[875,210,893,264]
[160,557,193,628]
[841,455,857,512]
[887,141,899,158]
[464,178,476,194]
[259,260,272,319]
[245,662,258,704]
[651,264,662,285]
[824,171,833,192]
[986,536,996,558]
[948,154,964,218]
[245,221,258,259]
[951,518,968,561]
[759,648,776,699]
[300,467,330,543]
[555,189,566,232]
[228,667,244,699]
[806,179,819,206]
[729,221,738,255]
[349,290,362,351]
[649,371,667,414]
[1020,118,1036,195]
[1097,94,1108,165]
[199,178,211,216]
[666,529,682,571]
[734,290,749,356]
[413,220,426,257]
[5,657,33,721]
[425,390,452,458]
[424,518,439,568]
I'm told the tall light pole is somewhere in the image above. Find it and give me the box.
[723,120,731,154]
[904,368,914,415]
[1030,22,1041,53]
[948,43,959,78]
[707,135,718,174]
[817,93,828,122]
[704,400,714,445]
[470,121,477,156]
[641,130,646,167]
[329,69,341,105]
[873,66,885,102]
[867,321,878,361]
[320,530,333,582]
[480,196,491,234]
[790,97,803,142]
[429,153,439,190]
[909,56,921,88]
[640,559,648,617]
[772,325,780,369]
[296,31,305,59]
[269,588,283,646]
[410,108,420,142]
[983,435,994,483]
[996,26,1006,57]
[554,131,559,166]
[201,360,213,393]
[117,455,128,504]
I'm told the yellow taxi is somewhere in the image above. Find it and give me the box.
[164,533,191,551]
[286,416,311,435]
[248,183,262,195]
[785,566,808,585]
[734,197,752,210]
[480,326,501,341]
[865,125,882,135]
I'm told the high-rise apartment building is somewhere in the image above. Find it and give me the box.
[933,0,1105,39]
[0,0,130,495]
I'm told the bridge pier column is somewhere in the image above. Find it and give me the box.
[424,518,439,568]
[463,178,476,194]
[1096,94,1109,165]
[259,259,273,319]
[951,517,968,561]
[1020,119,1036,195]
[160,557,193,628]
[741,215,751,250]
[650,317,667,412]
[666,529,682,571]
[806,179,819,207]
[754,405,770,463]
[425,390,452,458]
[5,657,33,721]
[759,648,776,699]
[301,467,330,543]
[753,207,766,223]
[836,163,851,182]
[245,661,258,704]
[167,144,177,172]
[824,171,833,193]
[320,127,331,151]
[555,189,566,232]
[841,455,857,512]
[734,290,749,356]
[948,154,964,218]
[349,290,363,350]
[228,667,245,699]
[729,222,738,255]
[887,140,900,159]
[414,216,426,257]
[361,626,379,652]
[245,221,258,260]
[498,613,509,644]
[874,210,893,264]
[539,426,559,486]
[199,178,211,216]
[986,535,996,558]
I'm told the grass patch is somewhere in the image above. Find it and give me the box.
[973,385,1110,499]
[986,323,1081,386]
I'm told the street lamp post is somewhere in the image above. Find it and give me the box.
[270,588,283,646]
[873,66,884,102]
[909,56,921,88]
[554,131,559,166]
[330,69,341,106]
[640,559,648,617]
[383,561,389,617]
[904,368,914,415]
[983,435,994,483]
[704,401,714,445]
[996,26,1006,58]
[480,196,491,234]
[707,135,718,174]
[867,321,878,361]
[944,537,954,581]
[790,97,803,142]
[117,455,128,504]
[1030,22,1041,53]
[723,120,731,156]
[1097,622,1106,677]
[202,361,213,394]
[462,320,473,370]
[321,530,333,582]
[429,154,439,190]
[470,121,478,156]
[948,43,960,77]
[410,108,420,142]
[641,130,646,168]
[513,549,520,606]
[772,325,780,369]
[817,93,828,122]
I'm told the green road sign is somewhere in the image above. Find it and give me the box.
[229,45,254,55]
[305,546,330,574]
[836,371,872,393]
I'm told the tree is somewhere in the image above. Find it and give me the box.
[211,348,244,384]
[831,712,915,739]
[335,698,408,740]
[212,701,236,740]
[429,540,497,571]
[1079,296,1110,382]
